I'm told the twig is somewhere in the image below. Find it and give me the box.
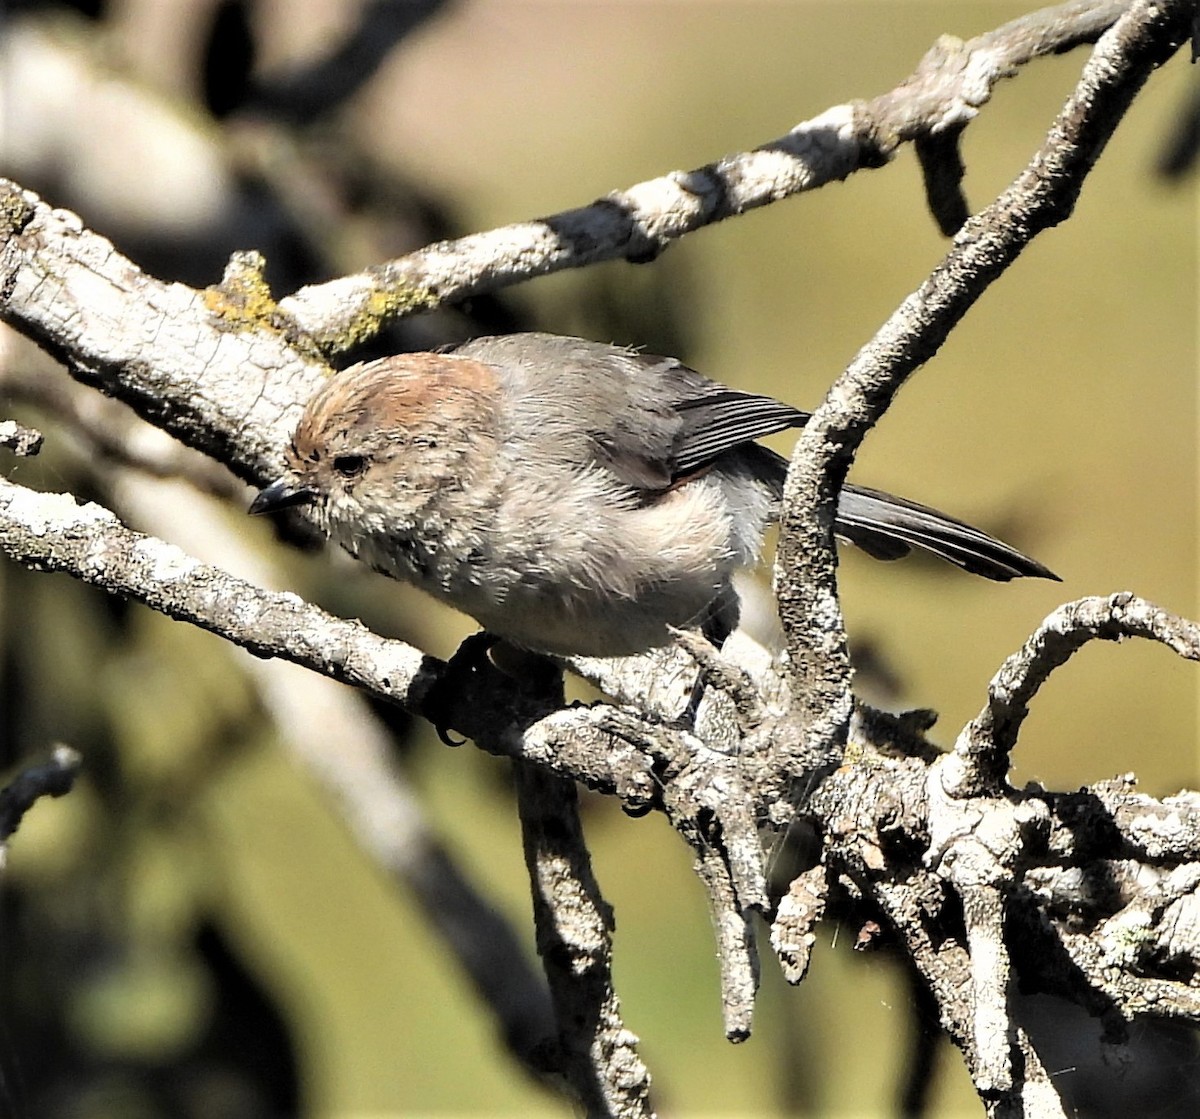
[669,627,766,729]
[0,475,427,698]
[0,745,81,845]
[656,735,772,1039]
[1082,785,1200,863]
[958,879,1016,1093]
[770,862,828,985]
[952,594,1200,796]
[515,761,654,1118]
[0,418,43,456]
[567,644,700,725]
[0,3,1193,1106]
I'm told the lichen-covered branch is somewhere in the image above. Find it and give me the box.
[914,591,1200,1102]
[276,1,1135,354]
[1,10,1144,479]
[952,593,1200,795]
[0,197,329,484]
[771,0,1192,788]
[515,762,654,1119]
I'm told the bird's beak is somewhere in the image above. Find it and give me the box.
[249,476,316,516]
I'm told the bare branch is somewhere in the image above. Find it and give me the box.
[1025,860,1200,1025]
[516,762,654,1118]
[277,0,1136,353]
[566,645,700,726]
[953,594,1200,796]
[815,719,1084,1115]
[0,745,81,846]
[924,784,1048,1094]
[772,0,1192,785]
[0,475,428,698]
[0,197,326,482]
[919,593,1200,1099]
[959,876,1014,1095]
[0,3,1193,1108]
[0,473,711,813]
[670,627,767,730]
[662,755,764,1040]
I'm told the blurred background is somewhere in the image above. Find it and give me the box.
[0,0,1195,1116]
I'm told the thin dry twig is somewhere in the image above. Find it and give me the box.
[0,745,82,846]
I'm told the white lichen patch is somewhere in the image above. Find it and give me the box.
[622,174,700,220]
[2,485,113,536]
[1127,808,1187,852]
[132,537,199,583]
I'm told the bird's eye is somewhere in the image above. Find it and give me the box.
[333,454,367,478]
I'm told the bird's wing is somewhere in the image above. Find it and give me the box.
[668,383,809,478]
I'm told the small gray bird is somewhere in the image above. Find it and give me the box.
[251,333,1056,656]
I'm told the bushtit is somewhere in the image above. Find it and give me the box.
[251,332,1056,657]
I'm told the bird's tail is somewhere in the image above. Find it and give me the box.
[835,484,1058,582]
[745,445,1057,582]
